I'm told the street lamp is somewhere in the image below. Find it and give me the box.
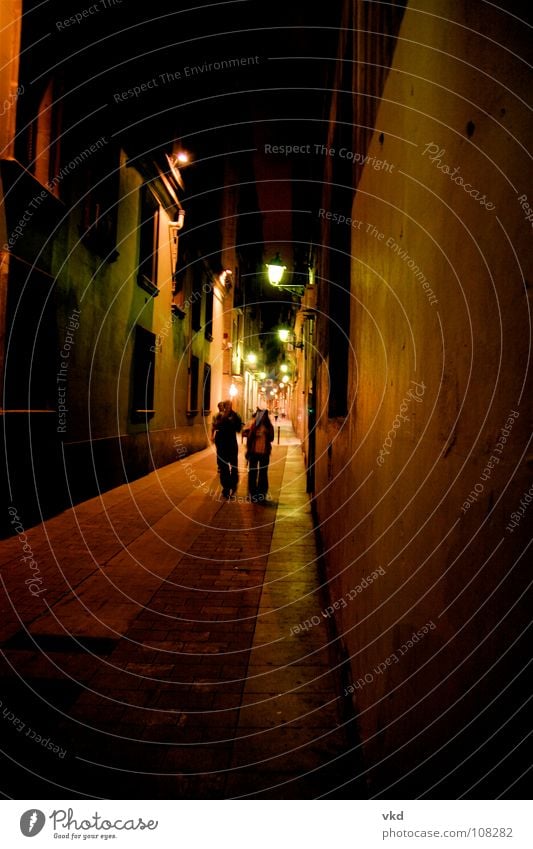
[266,253,287,286]
[278,327,303,349]
[266,252,305,295]
[246,353,257,366]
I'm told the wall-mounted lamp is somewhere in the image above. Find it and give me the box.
[266,252,305,295]
[278,327,304,349]
[266,252,287,286]
[166,153,184,190]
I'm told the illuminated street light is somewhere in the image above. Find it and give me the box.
[280,363,288,373]
[282,375,289,384]
[166,147,192,189]
[229,384,238,398]
[246,353,257,366]
[266,253,287,286]
[277,327,304,349]
[266,252,305,295]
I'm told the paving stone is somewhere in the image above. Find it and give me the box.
[0,426,363,799]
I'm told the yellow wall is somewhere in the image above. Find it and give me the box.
[0,0,21,159]
[314,1,532,794]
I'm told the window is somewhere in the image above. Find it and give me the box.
[202,363,212,415]
[204,278,214,341]
[171,228,186,317]
[3,259,55,412]
[137,185,160,296]
[15,78,62,192]
[80,167,119,260]
[231,314,242,376]
[188,355,199,415]
[172,265,186,316]
[32,79,62,192]
[76,143,120,261]
[191,264,202,332]
[131,326,155,422]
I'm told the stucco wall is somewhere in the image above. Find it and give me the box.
[314,2,532,795]
[1,151,211,526]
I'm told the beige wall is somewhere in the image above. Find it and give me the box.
[0,0,22,401]
[0,0,21,159]
[314,1,532,793]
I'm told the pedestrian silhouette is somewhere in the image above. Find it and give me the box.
[212,400,242,498]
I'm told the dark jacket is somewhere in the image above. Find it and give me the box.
[214,411,242,450]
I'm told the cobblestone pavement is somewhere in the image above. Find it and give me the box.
[0,423,366,799]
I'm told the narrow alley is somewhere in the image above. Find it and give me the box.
[1,0,532,813]
[0,421,364,799]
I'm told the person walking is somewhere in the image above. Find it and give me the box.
[211,401,225,442]
[212,400,242,498]
[244,408,275,501]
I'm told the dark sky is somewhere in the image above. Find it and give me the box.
[20,0,343,152]
[17,0,344,342]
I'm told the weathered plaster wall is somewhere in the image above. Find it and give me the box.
[48,154,209,504]
[314,2,532,795]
